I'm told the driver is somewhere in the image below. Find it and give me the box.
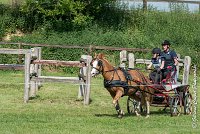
[160,40,179,83]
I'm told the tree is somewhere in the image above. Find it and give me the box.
[20,0,116,31]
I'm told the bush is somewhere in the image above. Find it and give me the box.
[0,4,9,39]
[18,0,116,32]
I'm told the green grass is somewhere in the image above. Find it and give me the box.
[0,70,199,134]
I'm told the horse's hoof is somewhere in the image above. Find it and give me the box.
[113,100,117,104]
[121,111,125,116]
[145,115,150,118]
[118,114,123,118]
[136,113,141,117]
[135,111,141,117]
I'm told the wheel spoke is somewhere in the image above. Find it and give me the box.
[127,97,141,114]
[170,96,181,116]
[184,93,192,115]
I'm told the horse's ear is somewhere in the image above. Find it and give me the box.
[98,53,105,59]
[94,53,97,58]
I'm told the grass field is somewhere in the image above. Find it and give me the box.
[0,70,199,134]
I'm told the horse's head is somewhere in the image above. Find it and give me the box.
[90,53,105,77]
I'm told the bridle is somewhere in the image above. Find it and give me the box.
[91,58,116,75]
[90,58,104,74]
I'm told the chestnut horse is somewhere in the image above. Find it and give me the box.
[91,53,154,118]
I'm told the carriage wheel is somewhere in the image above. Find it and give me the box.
[184,93,192,115]
[170,95,182,116]
[127,97,142,114]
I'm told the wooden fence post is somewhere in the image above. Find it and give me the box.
[84,55,92,105]
[29,48,35,97]
[24,50,31,103]
[29,47,41,97]
[120,50,127,68]
[182,56,191,85]
[78,55,87,99]
[35,47,42,88]
[128,53,135,68]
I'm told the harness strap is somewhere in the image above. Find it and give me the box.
[104,80,128,88]
[104,68,153,96]
[127,84,155,95]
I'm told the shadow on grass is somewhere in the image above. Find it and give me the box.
[95,113,118,118]
[95,108,171,118]
[148,109,170,115]
[29,95,40,100]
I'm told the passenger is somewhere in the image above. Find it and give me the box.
[147,48,165,83]
[160,40,179,83]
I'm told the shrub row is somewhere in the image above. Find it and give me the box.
[0,2,199,70]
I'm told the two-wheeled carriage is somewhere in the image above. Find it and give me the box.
[127,70,192,116]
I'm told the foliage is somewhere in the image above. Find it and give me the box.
[0,4,9,39]
[0,1,200,68]
[10,9,200,65]
[0,17,5,39]
[141,11,200,65]
[0,3,25,37]
[18,0,116,32]
[93,2,133,30]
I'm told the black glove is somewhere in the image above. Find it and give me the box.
[156,67,161,72]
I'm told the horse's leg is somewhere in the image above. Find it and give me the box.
[141,95,151,118]
[145,100,150,118]
[145,88,153,118]
[114,101,124,118]
[108,88,123,118]
[140,87,151,118]
[112,88,124,118]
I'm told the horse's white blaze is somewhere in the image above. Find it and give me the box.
[91,60,99,77]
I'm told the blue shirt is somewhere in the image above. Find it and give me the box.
[161,50,177,68]
[151,56,164,68]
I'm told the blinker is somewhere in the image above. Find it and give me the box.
[98,60,103,66]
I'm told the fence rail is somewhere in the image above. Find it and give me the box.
[0,64,24,70]
[0,42,151,53]
[0,48,29,54]
[32,60,85,67]
[32,76,84,84]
